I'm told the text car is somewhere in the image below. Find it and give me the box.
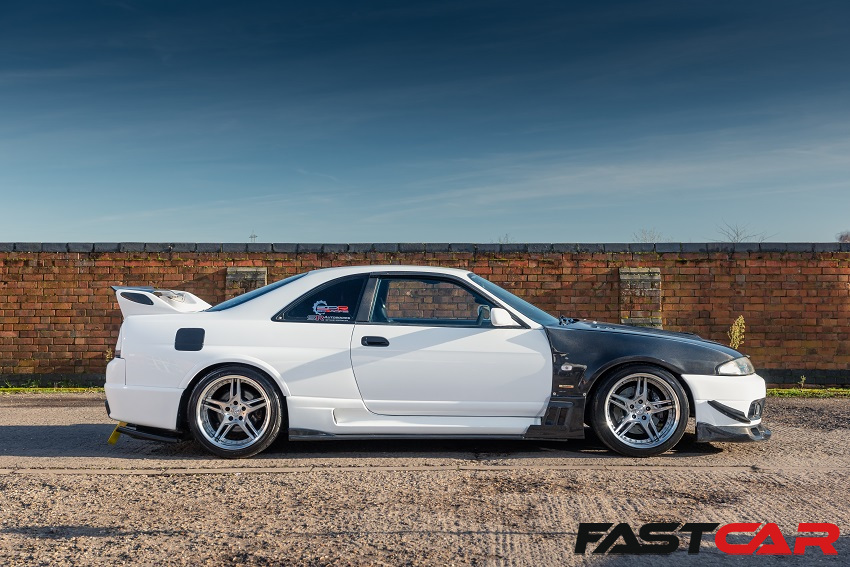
[105,265,770,458]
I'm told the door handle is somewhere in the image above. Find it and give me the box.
[361,336,390,347]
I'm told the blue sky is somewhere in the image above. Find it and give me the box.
[1,0,849,243]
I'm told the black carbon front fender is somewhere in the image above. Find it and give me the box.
[543,324,739,396]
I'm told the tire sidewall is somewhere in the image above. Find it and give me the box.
[590,365,689,457]
[188,366,283,459]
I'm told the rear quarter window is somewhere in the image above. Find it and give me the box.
[277,276,367,323]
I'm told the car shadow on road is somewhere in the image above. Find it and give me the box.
[0,424,721,461]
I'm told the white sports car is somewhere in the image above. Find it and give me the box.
[105,265,770,458]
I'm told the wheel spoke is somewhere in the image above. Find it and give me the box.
[614,418,635,437]
[240,418,260,440]
[610,392,631,404]
[649,399,674,414]
[609,398,628,411]
[201,399,226,415]
[229,378,242,401]
[641,419,660,442]
[636,376,647,399]
[213,420,235,441]
[244,397,267,413]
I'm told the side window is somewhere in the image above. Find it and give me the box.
[279,276,367,323]
[371,278,494,326]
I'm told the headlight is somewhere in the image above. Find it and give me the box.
[716,357,755,376]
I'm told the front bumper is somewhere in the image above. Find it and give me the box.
[681,372,770,444]
[696,422,772,443]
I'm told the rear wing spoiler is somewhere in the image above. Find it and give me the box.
[111,286,212,317]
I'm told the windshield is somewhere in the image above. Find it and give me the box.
[469,274,559,326]
[207,273,307,311]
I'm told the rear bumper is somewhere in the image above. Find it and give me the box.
[681,372,770,444]
[115,423,188,443]
[104,383,183,431]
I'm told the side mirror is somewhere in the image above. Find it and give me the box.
[490,307,516,327]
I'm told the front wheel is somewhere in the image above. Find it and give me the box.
[188,366,283,458]
[590,365,689,457]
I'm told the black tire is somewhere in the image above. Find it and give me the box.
[589,365,689,457]
[187,366,283,458]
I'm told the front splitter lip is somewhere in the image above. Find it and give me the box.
[696,422,772,443]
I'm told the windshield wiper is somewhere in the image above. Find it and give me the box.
[559,315,579,326]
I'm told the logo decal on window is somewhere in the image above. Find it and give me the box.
[313,300,349,314]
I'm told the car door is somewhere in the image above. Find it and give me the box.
[350,275,552,417]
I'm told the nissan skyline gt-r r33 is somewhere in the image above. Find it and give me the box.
[104,266,770,458]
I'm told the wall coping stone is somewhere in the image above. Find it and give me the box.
[195,243,222,253]
[41,243,68,253]
[576,243,605,253]
[246,243,273,253]
[347,243,374,253]
[143,243,174,252]
[221,243,248,253]
[297,243,323,253]
[654,243,680,253]
[398,243,425,253]
[271,243,298,253]
[499,243,528,253]
[552,243,578,253]
[627,243,655,253]
[14,242,42,252]
[786,243,814,252]
[2,242,850,254]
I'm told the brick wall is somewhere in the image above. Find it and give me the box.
[1,242,849,386]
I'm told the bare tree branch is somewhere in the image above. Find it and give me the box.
[836,231,850,243]
[715,221,773,243]
[632,228,667,243]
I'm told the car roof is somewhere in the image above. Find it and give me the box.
[302,265,474,278]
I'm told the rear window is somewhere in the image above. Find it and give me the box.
[207,273,307,312]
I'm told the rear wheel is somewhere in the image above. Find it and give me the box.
[188,366,283,458]
[590,365,688,457]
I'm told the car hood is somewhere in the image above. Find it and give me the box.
[547,320,741,357]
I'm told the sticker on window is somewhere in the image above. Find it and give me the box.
[313,300,349,314]
[309,300,351,321]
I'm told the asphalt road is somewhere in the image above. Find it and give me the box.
[0,393,848,565]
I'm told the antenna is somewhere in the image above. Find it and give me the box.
[249,230,258,243]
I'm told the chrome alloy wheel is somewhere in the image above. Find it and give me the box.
[195,375,271,450]
[604,372,681,450]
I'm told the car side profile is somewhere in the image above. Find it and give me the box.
[104,265,770,458]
